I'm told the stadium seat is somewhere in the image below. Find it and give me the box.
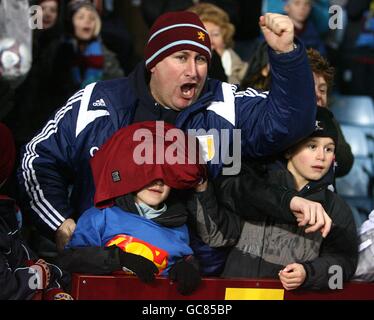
[330,95,374,126]
[336,157,373,197]
[340,124,370,157]
[344,197,374,223]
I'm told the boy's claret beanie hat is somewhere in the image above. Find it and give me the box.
[90,121,207,208]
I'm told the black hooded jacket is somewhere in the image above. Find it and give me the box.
[190,161,359,289]
[0,196,69,299]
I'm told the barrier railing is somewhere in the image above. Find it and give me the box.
[71,273,374,300]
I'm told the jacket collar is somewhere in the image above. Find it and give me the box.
[269,159,334,196]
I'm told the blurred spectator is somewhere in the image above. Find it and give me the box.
[188,2,248,84]
[263,0,330,36]
[0,0,31,119]
[53,0,123,99]
[284,0,327,56]
[4,0,65,147]
[39,0,59,29]
[73,0,137,75]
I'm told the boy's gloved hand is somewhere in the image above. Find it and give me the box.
[119,251,158,283]
[169,257,201,295]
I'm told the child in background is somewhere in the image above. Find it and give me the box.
[60,121,206,295]
[188,3,248,84]
[59,0,123,92]
[0,123,72,300]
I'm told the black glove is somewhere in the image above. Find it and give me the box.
[168,257,201,295]
[119,251,158,283]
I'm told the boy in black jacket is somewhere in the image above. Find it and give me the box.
[191,108,358,290]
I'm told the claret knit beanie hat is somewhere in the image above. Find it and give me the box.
[90,121,207,208]
[145,11,211,70]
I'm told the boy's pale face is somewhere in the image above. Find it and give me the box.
[313,72,328,107]
[135,180,171,209]
[285,0,312,24]
[203,21,225,56]
[73,7,97,41]
[149,50,208,111]
[287,137,335,190]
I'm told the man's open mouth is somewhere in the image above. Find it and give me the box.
[181,83,197,99]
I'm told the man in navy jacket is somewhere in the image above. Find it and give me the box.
[18,11,318,274]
